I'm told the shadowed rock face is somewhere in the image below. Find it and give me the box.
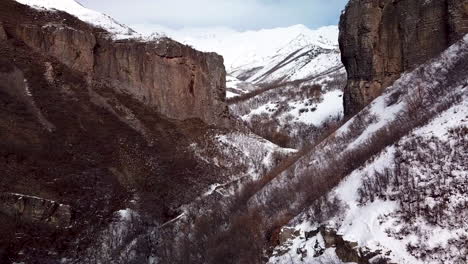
[0,0,231,216]
[339,0,468,116]
[4,0,229,127]
[0,193,71,228]
[0,0,230,261]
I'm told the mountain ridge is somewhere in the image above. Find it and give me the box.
[1,0,467,263]
[146,24,341,85]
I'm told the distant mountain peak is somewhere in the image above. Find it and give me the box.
[143,24,341,84]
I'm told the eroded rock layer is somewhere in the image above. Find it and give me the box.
[339,0,468,115]
[0,0,230,261]
[2,0,229,126]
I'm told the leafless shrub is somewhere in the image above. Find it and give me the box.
[157,43,467,263]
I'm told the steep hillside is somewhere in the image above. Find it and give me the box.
[2,0,467,263]
[0,1,294,262]
[15,0,139,39]
[266,13,468,264]
[10,0,230,127]
[270,87,468,264]
[154,27,467,264]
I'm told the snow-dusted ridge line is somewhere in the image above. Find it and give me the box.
[15,0,341,85]
[15,0,142,40]
[144,24,340,79]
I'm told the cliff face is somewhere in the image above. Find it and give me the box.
[3,0,229,126]
[0,1,232,260]
[0,0,231,218]
[94,38,228,126]
[339,0,468,115]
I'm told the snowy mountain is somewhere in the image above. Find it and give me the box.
[15,0,139,39]
[13,0,346,150]
[141,24,346,148]
[139,24,342,85]
[5,0,466,264]
[13,1,346,149]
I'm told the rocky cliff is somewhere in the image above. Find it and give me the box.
[0,0,233,261]
[339,0,468,115]
[2,0,229,126]
[94,38,228,126]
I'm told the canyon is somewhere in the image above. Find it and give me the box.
[0,0,467,263]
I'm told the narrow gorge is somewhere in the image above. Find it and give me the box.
[0,0,467,263]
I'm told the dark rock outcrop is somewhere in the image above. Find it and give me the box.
[0,193,71,227]
[0,0,229,261]
[274,226,384,264]
[339,0,468,115]
[0,0,228,220]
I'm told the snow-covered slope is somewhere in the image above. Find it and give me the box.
[336,102,467,264]
[270,98,468,264]
[15,0,139,39]
[265,34,468,264]
[230,68,346,148]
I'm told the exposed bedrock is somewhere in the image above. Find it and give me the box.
[0,193,71,228]
[339,0,468,115]
[2,0,229,126]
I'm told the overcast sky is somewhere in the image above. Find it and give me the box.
[78,0,348,31]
